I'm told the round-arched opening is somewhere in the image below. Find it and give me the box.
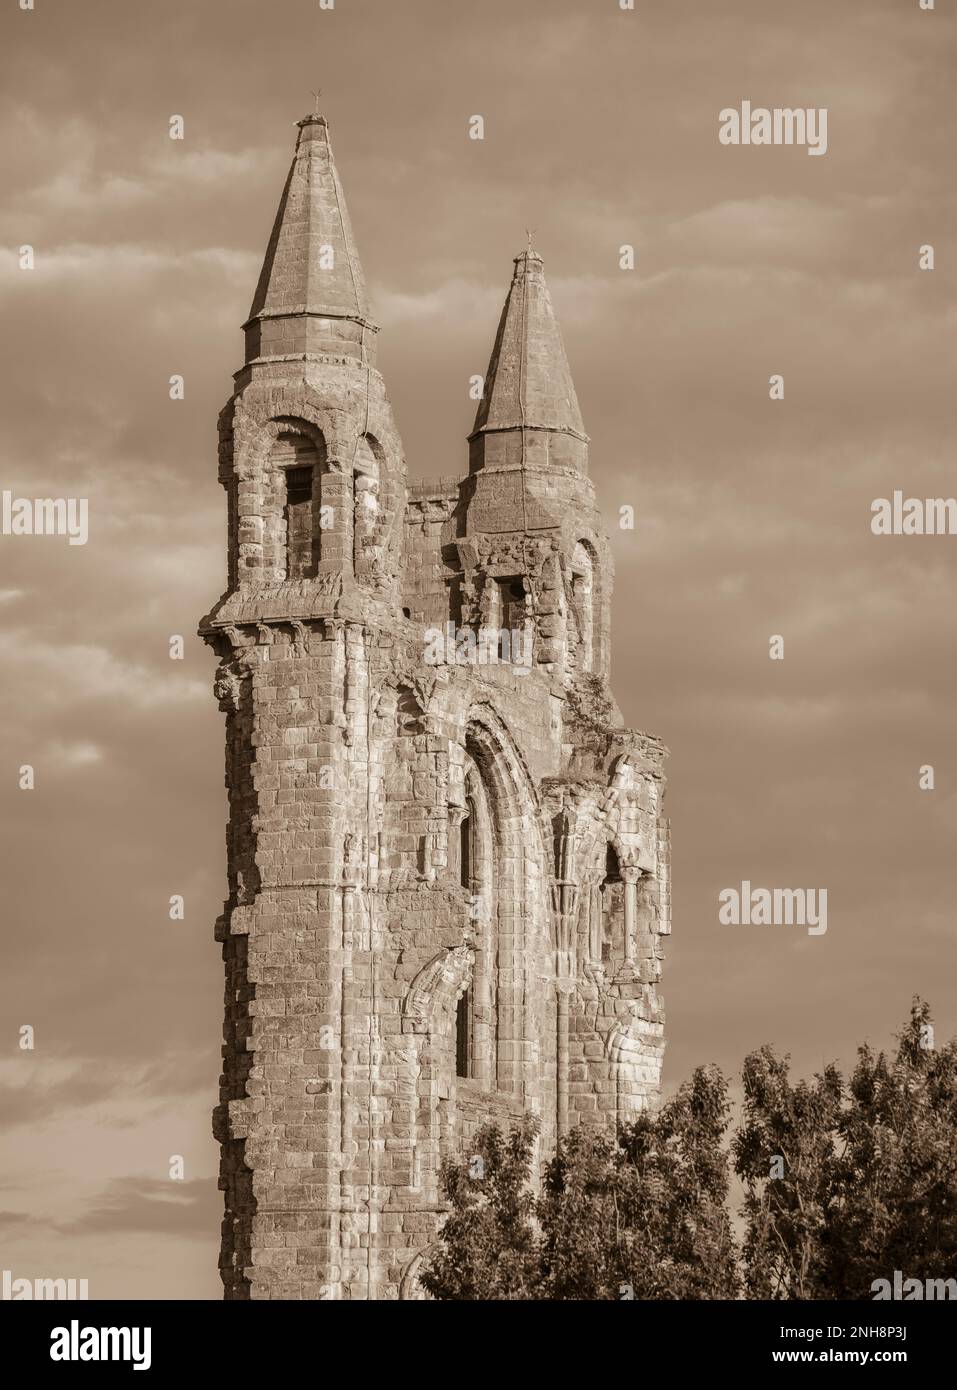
[264,424,327,581]
[570,540,598,674]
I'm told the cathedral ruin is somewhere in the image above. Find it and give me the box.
[200,111,671,1300]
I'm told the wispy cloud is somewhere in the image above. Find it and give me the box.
[57,1176,218,1237]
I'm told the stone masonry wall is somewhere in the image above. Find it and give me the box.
[200,118,670,1300]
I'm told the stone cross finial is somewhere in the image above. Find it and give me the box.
[311,88,322,115]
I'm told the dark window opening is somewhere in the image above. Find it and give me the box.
[455,989,471,1079]
[552,813,565,878]
[497,577,527,631]
[456,807,473,1078]
[285,466,315,578]
[601,843,624,965]
[460,811,472,889]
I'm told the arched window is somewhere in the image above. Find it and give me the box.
[353,435,381,575]
[600,841,624,965]
[570,541,597,673]
[454,750,497,1085]
[271,431,323,579]
[379,686,428,879]
[454,720,538,1096]
[455,803,474,1078]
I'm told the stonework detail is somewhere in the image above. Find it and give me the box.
[200,112,670,1301]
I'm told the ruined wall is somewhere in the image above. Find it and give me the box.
[200,120,670,1300]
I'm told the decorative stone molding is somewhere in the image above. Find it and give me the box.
[399,1249,433,1301]
[402,944,475,1035]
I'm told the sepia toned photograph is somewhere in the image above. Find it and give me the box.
[1,0,955,1367]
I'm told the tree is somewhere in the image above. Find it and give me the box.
[734,1000,957,1299]
[421,1065,738,1300]
[822,999,957,1297]
[733,1047,842,1298]
[422,1003,957,1299]
[541,1063,738,1299]
[418,1117,542,1301]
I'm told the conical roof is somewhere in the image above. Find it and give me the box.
[243,114,376,363]
[471,250,586,441]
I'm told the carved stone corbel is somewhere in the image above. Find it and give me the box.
[213,664,242,714]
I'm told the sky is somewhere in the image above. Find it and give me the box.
[0,0,955,1299]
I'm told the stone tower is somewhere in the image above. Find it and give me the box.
[200,112,671,1301]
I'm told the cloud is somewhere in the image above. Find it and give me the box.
[146,147,267,185]
[0,0,954,1304]
[56,1176,218,1237]
[0,1068,124,1130]
[0,632,206,712]
[44,741,103,767]
[669,196,849,266]
[0,1177,218,1242]
[373,276,500,327]
[0,1056,213,1132]
[21,169,151,216]
[0,1210,44,1236]
[0,242,259,288]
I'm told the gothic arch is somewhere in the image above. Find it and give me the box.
[454,753,494,1082]
[464,707,549,1096]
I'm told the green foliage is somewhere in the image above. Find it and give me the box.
[422,1002,957,1300]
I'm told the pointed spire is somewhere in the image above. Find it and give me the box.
[243,114,377,366]
[471,250,587,456]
